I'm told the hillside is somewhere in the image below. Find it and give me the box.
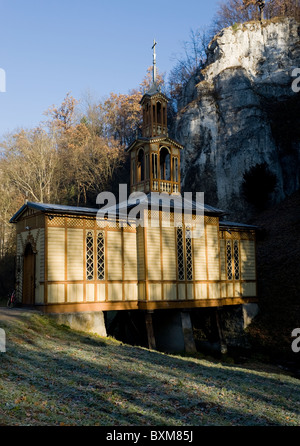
[0,309,299,426]
[246,189,300,365]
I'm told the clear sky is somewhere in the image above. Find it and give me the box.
[0,0,220,137]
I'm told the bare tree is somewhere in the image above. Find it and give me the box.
[1,128,60,203]
[242,1,266,21]
[168,28,211,107]
[212,0,299,34]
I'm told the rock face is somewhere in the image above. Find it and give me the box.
[173,18,300,220]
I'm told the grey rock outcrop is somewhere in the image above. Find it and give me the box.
[174,18,300,220]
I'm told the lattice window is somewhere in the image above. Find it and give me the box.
[97,232,105,280]
[226,240,233,280]
[233,240,240,280]
[177,227,185,281]
[185,226,193,281]
[86,231,94,280]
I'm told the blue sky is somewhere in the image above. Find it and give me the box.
[0,0,220,137]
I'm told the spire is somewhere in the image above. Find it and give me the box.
[152,39,157,84]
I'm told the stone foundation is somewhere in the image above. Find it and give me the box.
[48,311,107,337]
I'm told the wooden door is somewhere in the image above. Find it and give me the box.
[23,244,35,305]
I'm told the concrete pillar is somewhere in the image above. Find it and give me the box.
[180,311,197,353]
[242,303,259,329]
[48,311,107,337]
[145,311,156,350]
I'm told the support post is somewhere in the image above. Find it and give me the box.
[215,308,227,354]
[145,310,156,350]
[181,311,197,353]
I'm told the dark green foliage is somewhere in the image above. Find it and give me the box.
[242,162,277,209]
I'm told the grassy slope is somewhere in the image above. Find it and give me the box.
[0,311,299,426]
[247,190,300,363]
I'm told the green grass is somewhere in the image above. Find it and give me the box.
[0,311,299,426]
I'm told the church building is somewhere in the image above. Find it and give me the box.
[10,44,258,352]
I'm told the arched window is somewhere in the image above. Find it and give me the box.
[160,147,171,181]
[137,149,145,182]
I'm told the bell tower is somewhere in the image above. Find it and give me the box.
[126,41,183,195]
[141,40,168,138]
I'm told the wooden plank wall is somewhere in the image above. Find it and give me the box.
[15,211,257,309]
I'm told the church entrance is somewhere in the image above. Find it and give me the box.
[22,243,35,305]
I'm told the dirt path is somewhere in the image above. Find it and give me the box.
[0,307,42,323]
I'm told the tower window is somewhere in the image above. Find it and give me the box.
[152,153,158,179]
[137,149,145,182]
[173,157,178,183]
[157,101,162,124]
[132,159,136,185]
[160,147,171,181]
[145,153,150,180]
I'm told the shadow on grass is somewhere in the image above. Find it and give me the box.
[1,314,299,426]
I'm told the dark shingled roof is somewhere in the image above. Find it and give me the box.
[10,195,226,223]
[219,220,258,230]
[9,202,101,223]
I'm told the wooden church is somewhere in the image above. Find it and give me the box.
[10,44,258,351]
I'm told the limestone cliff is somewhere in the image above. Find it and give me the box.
[173,18,300,220]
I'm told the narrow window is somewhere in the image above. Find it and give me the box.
[226,240,233,280]
[145,153,150,180]
[233,240,240,280]
[86,231,94,280]
[185,226,193,281]
[157,101,162,124]
[177,227,185,281]
[152,153,158,179]
[132,159,136,185]
[137,149,145,182]
[97,232,105,280]
[173,157,178,183]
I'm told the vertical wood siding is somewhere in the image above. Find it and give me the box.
[47,227,65,281]
[240,240,256,280]
[123,232,138,280]
[161,227,176,280]
[193,231,207,280]
[67,228,84,281]
[147,227,161,280]
[206,225,220,281]
[107,231,122,280]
